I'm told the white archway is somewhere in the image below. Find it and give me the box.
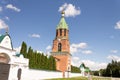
[0,53,10,64]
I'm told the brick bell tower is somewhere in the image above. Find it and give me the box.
[51,11,71,72]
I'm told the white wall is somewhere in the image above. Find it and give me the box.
[20,69,81,80]
[9,68,82,80]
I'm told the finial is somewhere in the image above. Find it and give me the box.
[5,27,9,34]
[61,11,65,17]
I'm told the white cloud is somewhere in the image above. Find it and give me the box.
[71,57,80,66]
[110,50,118,53]
[29,34,40,38]
[0,6,3,12]
[14,46,21,53]
[115,21,120,29]
[46,45,52,50]
[81,60,107,70]
[107,55,120,62]
[5,16,10,20]
[45,45,52,56]
[59,3,81,17]
[82,50,92,54]
[6,4,21,12]
[70,46,78,53]
[36,50,43,53]
[46,51,51,56]
[71,56,107,70]
[71,42,87,49]
[0,19,8,29]
[70,42,88,54]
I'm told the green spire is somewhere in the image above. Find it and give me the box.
[56,11,68,30]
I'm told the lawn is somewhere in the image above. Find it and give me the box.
[46,76,111,80]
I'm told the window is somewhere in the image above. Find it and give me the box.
[64,29,66,36]
[60,29,62,36]
[58,43,62,52]
[56,30,58,37]
[17,68,22,80]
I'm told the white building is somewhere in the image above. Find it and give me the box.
[79,63,90,77]
[0,32,29,80]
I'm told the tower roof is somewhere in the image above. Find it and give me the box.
[56,11,68,30]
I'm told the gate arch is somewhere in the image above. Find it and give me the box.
[0,53,10,64]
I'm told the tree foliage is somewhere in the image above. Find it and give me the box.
[99,60,120,78]
[92,71,99,76]
[20,41,81,72]
[71,65,81,73]
[20,41,56,71]
[20,41,27,58]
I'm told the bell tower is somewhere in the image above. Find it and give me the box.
[51,11,71,72]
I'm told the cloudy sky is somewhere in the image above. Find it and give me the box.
[0,0,120,70]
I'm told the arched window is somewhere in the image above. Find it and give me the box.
[56,30,58,37]
[17,68,22,80]
[64,29,66,36]
[60,29,62,36]
[58,43,62,52]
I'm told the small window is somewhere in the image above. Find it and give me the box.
[58,43,62,52]
[56,30,58,37]
[17,68,22,80]
[64,29,66,36]
[60,29,62,36]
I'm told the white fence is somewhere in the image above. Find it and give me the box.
[20,69,81,80]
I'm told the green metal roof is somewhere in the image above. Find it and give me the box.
[56,16,68,30]
[0,35,6,43]
[0,33,13,50]
[80,63,85,68]
[15,53,22,57]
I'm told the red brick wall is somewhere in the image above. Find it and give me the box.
[52,29,71,72]
[54,55,69,72]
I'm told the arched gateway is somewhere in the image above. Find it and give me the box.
[0,32,29,80]
[0,53,10,80]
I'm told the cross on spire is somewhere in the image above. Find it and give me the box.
[5,27,9,34]
[61,11,65,17]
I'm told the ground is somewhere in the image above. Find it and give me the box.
[46,76,120,80]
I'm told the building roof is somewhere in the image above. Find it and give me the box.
[0,33,13,50]
[80,63,85,68]
[56,12,68,30]
[15,53,21,57]
[0,35,6,43]
[80,63,91,72]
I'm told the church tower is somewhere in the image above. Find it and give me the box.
[51,11,71,72]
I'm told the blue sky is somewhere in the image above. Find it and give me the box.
[0,0,120,70]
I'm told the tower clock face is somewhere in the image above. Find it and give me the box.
[0,53,10,64]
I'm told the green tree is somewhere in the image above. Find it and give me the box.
[20,41,27,58]
[20,42,56,71]
[100,60,120,77]
[48,56,56,70]
[27,46,33,68]
[71,65,81,73]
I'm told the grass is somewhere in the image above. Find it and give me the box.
[46,76,111,80]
